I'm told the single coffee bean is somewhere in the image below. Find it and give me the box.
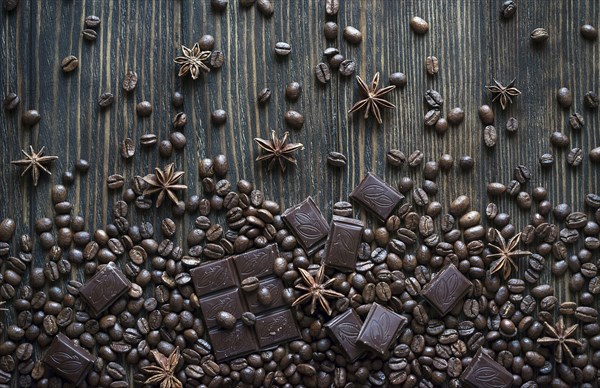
[478,104,494,125]
[424,109,441,126]
[323,22,339,40]
[284,110,304,130]
[325,0,339,16]
[484,125,497,147]
[530,27,549,43]
[120,138,135,159]
[0,219,16,242]
[459,155,474,171]
[274,42,291,56]
[501,0,517,18]
[412,188,429,207]
[256,0,274,16]
[3,0,19,11]
[285,82,301,101]
[85,15,101,28]
[241,277,260,292]
[387,149,406,167]
[315,62,331,84]
[241,312,256,326]
[170,131,186,150]
[210,50,225,68]
[172,91,184,107]
[211,109,227,125]
[216,311,236,330]
[513,164,531,183]
[198,34,215,51]
[257,87,272,104]
[140,133,157,146]
[327,152,347,167]
[567,147,584,167]
[389,72,407,88]
[447,107,464,125]
[425,56,439,75]
[343,26,362,44]
[60,55,79,72]
[136,101,152,117]
[410,16,429,34]
[434,117,448,134]
[487,182,506,196]
[82,28,98,41]
[584,91,599,109]
[122,70,138,92]
[158,140,173,157]
[408,150,424,167]
[333,201,353,217]
[212,154,228,177]
[506,116,518,133]
[107,174,125,190]
[211,0,228,11]
[580,24,598,41]
[569,112,584,130]
[550,132,569,148]
[590,147,600,163]
[539,153,554,167]
[557,87,573,108]
[3,93,19,111]
[425,89,443,108]
[339,59,356,76]
[21,110,41,126]
[97,92,114,108]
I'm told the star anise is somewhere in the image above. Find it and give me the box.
[173,43,211,80]
[537,317,581,363]
[142,347,182,388]
[143,163,187,208]
[11,145,58,186]
[348,72,396,124]
[487,229,532,279]
[254,130,304,172]
[292,265,344,316]
[485,79,521,110]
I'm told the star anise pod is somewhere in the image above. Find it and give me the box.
[348,72,396,124]
[485,79,521,110]
[292,265,344,316]
[173,43,211,80]
[142,347,182,388]
[143,163,187,208]
[11,145,58,186]
[254,130,304,172]
[487,229,532,279]
[537,317,581,363]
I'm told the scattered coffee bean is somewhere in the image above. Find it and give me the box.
[327,152,347,168]
[447,107,464,125]
[75,159,90,173]
[459,155,474,171]
[568,112,584,130]
[315,63,331,84]
[107,174,125,190]
[339,59,356,76]
[3,0,19,11]
[285,82,301,101]
[284,110,304,130]
[425,89,443,108]
[140,134,158,146]
[425,56,439,75]
[408,150,424,167]
[85,15,101,29]
[3,92,19,111]
[136,101,152,117]
[21,110,41,126]
[530,27,549,43]
[580,24,598,41]
[567,147,583,167]
[120,138,135,159]
[550,131,569,148]
[211,0,228,11]
[122,70,138,92]
[97,92,114,108]
[60,55,79,72]
[210,50,225,68]
[343,26,362,44]
[82,28,98,41]
[434,118,448,135]
[590,147,600,163]
[410,16,429,34]
[501,0,517,19]
[584,91,599,109]
[211,109,227,125]
[483,125,497,147]
[199,34,215,51]
[325,0,339,16]
[386,149,406,167]
[257,87,272,104]
[323,22,339,40]
[159,140,173,157]
[478,105,494,125]
[172,91,184,108]
[256,0,274,16]
[556,87,573,108]
[274,42,291,56]
[506,116,518,133]
[389,72,407,88]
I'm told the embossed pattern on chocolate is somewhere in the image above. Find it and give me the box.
[42,333,96,385]
[324,308,365,361]
[79,262,132,317]
[461,347,513,388]
[281,196,329,254]
[356,302,407,356]
[421,263,471,316]
[323,216,364,271]
[190,244,300,361]
[350,173,404,221]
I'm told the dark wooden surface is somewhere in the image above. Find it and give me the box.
[1,0,599,381]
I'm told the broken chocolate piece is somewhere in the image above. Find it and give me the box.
[324,308,366,361]
[282,196,329,255]
[421,263,471,316]
[79,262,131,317]
[323,216,364,271]
[461,347,513,388]
[350,172,404,221]
[356,302,407,356]
[43,333,96,385]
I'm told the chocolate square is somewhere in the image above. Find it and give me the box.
[282,196,329,255]
[43,333,96,385]
[421,263,471,316]
[324,309,365,361]
[79,263,131,317]
[350,173,404,221]
[190,259,237,296]
[255,309,300,348]
[233,243,278,279]
[208,323,259,361]
[244,277,286,314]
[199,289,244,329]
[323,216,364,271]
[356,303,407,356]
[461,347,513,388]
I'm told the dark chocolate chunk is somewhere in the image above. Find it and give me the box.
[190,244,300,361]
[421,263,471,316]
[461,347,513,388]
[282,196,329,254]
[43,333,96,385]
[323,216,364,271]
[350,173,404,221]
[324,308,366,361]
[356,302,407,356]
[79,262,131,317]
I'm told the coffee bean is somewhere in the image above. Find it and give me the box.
[501,0,517,18]
[82,28,97,41]
[478,104,494,125]
[21,109,41,126]
[333,201,353,217]
[211,0,228,11]
[216,311,236,330]
[424,109,441,126]
[284,110,304,130]
[389,72,407,88]
[590,147,600,163]
[274,42,291,56]
[539,153,554,167]
[136,101,152,117]
[98,92,114,108]
[107,174,125,190]
[459,155,474,171]
[256,0,274,16]
[339,59,356,76]
[315,62,331,84]
[241,277,260,292]
[575,306,599,322]
[85,15,101,28]
[0,218,16,242]
[584,91,599,109]
[325,0,339,16]
[120,137,135,160]
[408,150,424,167]
[410,16,429,34]
[425,56,439,75]
[530,27,549,43]
[323,22,339,40]
[425,89,443,108]
[327,151,347,167]
[75,159,89,173]
[484,125,497,147]
[210,50,225,68]
[569,112,584,130]
[446,107,464,125]
[3,0,19,11]
[198,34,215,51]
[580,24,598,40]
[567,147,584,167]
[387,149,406,167]
[122,70,138,92]
[60,55,79,72]
[257,87,272,105]
[211,109,227,125]
[487,182,506,196]
[505,116,518,133]
[3,92,19,111]
[343,26,362,44]
[412,188,429,207]
[513,165,531,183]
[557,87,573,108]
[139,133,157,147]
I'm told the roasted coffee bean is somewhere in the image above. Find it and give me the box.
[209,50,225,68]
[539,153,554,167]
[84,15,101,28]
[0,218,16,242]
[447,107,464,125]
[408,150,424,167]
[425,56,439,75]
[584,91,599,109]
[343,26,362,44]
[274,42,291,56]
[425,89,443,108]
[487,182,506,196]
[424,109,441,126]
[140,133,158,146]
[477,104,494,125]
[530,27,549,43]
[513,164,531,183]
[315,62,331,84]
[21,109,41,126]
[215,311,236,330]
[120,137,135,159]
[338,59,356,76]
[484,125,497,147]
[327,152,347,167]
[323,22,339,40]
[97,92,114,108]
[122,70,138,92]
[136,101,152,117]
[3,92,19,111]
[459,155,474,171]
[3,0,19,11]
[580,24,598,40]
[591,147,600,163]
[550,131,569,148]
[241,277,260,292]
[82,28,98,41]
[60,55,79,72]
[333,201,353,217]
[257,87,272,104]
[284,110,304,130]
[107,174,125,190]
[284,82,301,101]
[387,149,406,166]
[501,0,517,18]
[412,188,429,207]
[575,306,599,322]
[567,148,584,166]
[389,72,407,88]
[556,87,573,108]
[410,16,429,34]
[325,0,339,15]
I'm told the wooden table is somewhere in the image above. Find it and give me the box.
[1,0,599,381]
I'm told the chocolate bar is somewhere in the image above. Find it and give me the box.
[356,302,407,356]
[282,196,329,255]
[323,216,364,271]
[350,173,404,221]
[324,308,366,361]
[79,262,131,317]
[421,263,471,316]
[43,333,96,385]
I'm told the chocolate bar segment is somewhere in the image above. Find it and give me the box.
[232,243,277,279]
[350,173,404,221]
[255,309,300,348]
[461,347,513,388]
[324,309,365,361]
[208,323,258,361]
[190,259,237,296]
[323,216,364,271]
[43,333,96,385]
[282,196,329,255]
[356,302,407,356]
[244,277,286,314]
[79,262,131,317]
[421,263,471,316]
[198,289,244,329]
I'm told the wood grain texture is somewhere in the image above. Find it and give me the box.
[1,0,599,383]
